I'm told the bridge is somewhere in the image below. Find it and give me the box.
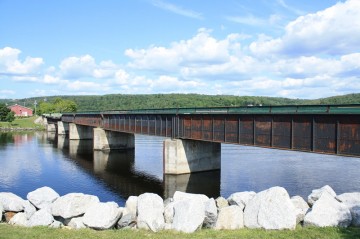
[44,104,360,175]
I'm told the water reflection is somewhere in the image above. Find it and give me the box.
[1,131,360,205]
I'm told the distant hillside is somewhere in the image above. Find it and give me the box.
[1,93,360,112]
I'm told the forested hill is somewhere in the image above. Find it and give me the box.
[1,93,360,112]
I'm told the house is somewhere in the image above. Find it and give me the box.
[8,104,33,117]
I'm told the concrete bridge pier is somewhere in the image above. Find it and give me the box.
[46,124,56,132]
[69,123,93,140]
[57,121,69,135]
[163,139,221,175]
[93,128,135,151]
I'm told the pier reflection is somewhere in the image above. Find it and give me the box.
[57,135,220,199]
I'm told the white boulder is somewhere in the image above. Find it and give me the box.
[308,185,336,206]
[215,197,229,209]
[244,186,296,230]
[203,198,217,228]
[304,192,352,227]
[172,199,205,233]
[164,201,175,224]
[117,213,137,229]
[227,191,256,210]
[137,193,164,232]
[68,217,86,229]
[24,200,36,220]
[350,207,360,227]
[0,192,25,212]
[83,202,123,230]
[123,196,138,216]
[27,186,60,209]
[173,191,209,204]
[9,212,28,227]
[336,192,360,227]
[215,205,244,230]
[51,193,99,219]
[28,209,54,227]
[291,196,310,224]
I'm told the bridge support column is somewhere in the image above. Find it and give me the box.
[69,123,93,140]
[93,128,135,151]
[46,123,56,132]
[57,121,69,135]
[163,139,221,175]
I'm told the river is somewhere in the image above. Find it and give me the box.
[0,131,359,206]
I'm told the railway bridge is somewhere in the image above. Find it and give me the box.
[45,104,360,175]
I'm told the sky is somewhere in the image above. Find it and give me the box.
[1,0,360,100]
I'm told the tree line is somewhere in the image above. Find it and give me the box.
[1,93,359,113]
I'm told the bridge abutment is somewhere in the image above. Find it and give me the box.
[93,128,135,151]
[163,139,221,174]
[57,121,69,135]
[69,123,93,140]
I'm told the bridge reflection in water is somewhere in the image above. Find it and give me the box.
[54,135,220,199]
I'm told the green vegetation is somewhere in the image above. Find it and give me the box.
[0,103,15,123]
[37,98,77,115]
[0,224,359,239]
[1,93,360,112]
[0,116,44,130]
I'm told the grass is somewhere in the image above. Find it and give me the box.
[0,116,44,130]
[0,224,359,239]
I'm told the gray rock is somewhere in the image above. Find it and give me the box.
[0,192,25,212]
[244,186,296,230]
[123,196,138,216]
[215,197,228,209]
[291,196,310,224]
[83,202,122,230]
[203,198,217,228]
[336,192,360,207]
[227,191,256,210]
[24,200,36,220]
[173,191,209,205]
[51,193,99,219]
[172,199,205,233]
[308,185,336,206]
[215,205,244,230]
[27,186,60,209]
[137,193,164,232]
[68,217,86,229]
[164,201,175,224]
[117,213,136,229]
[9,212,28,227]
[304,192,352,227]
[28,209,54,227]
[351,206,360,227]
[50,220,63,228]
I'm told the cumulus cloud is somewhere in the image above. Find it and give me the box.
[59,55,119,79]
[0,47,43,76]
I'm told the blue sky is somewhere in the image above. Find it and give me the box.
[1,0,360,99]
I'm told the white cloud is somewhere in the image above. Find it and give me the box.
[151,0,203,20]
[126,29,243,71]
[59,55,119,79]
[251,0,360,56]
[0,47,43,76]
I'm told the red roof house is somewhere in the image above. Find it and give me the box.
[8,104,33,117]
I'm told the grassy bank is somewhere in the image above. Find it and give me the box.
[0,224,359,239]
[0,116,44,130]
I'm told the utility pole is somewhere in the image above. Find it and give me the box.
[34,100,37,116]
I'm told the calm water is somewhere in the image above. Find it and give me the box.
[1,131,360,206]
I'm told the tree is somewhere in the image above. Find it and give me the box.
[0,103,11,121]
[5,111,15,123]
[37,98,77,115]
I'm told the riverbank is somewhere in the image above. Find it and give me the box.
[0,116,44,131]
[0,223,359,239]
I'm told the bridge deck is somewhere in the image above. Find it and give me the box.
[60,104,360,157]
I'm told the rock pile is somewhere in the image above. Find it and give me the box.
[0,185,359,233]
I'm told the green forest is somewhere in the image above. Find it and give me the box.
[1,93,360,113]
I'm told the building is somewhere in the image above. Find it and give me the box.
[8,104,33,117]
